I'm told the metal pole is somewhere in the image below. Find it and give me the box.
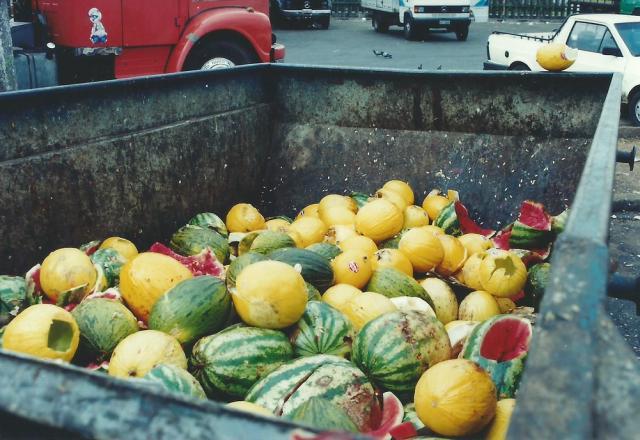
[0,0,17,92]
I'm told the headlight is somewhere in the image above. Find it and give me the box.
[414,6,425,13]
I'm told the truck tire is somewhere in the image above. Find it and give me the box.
[183,39,258,71]
[372,15,388,33]
[455,25,469,42]
[317,16,330,30]
[629,92,640,127]
[403,15,419,41]
[508,62,530,71]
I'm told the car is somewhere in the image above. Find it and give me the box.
[484,14,640,126]
[270,0,332,29]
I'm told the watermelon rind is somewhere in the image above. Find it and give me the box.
[0,276,27,326]
[287,397,358,432]
[290,301,355,358]
[306,243,342,260]
[366,268,435,310]
[188,212,229,238]
[144,363,207,399]
[90,248,126,288]
[170,225,229,263]
[433,202,461,236]
[249,231,296,255]
[269,248,335,292]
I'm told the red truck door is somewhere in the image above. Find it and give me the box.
[121,0,182,46]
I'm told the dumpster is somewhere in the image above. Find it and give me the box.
[0,65,638,439]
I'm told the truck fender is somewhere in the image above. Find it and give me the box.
[165,8,272,72]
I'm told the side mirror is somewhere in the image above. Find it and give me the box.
[602,47,623,57]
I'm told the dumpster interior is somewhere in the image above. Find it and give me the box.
[0,65,637,439]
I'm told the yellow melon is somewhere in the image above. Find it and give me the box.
[398,227,444,273]
[355,198,403,242]
[226,203,266,232]
[331,250,373,289]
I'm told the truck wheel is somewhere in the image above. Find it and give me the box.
[372,15,388,33]
[318,16,330,30]
[508,62,530,71]
[183,39,257,71]
[403,16,419,41]
[455,25,469,42]
[630,92,640,127]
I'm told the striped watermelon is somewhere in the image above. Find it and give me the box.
[269,248,334,292]
[306,243,342,260]
[290,301,355,358]
[366,268,435,310]
[523,262,550,309]
[552,208,569,234]
[352,311,452,393]
[246,354,378,431]
[461,314,532,398]
[433,201,494,237]
[402,402,425,431]
[249,231,296,255]
[0,276,27,326]
[226,252,267,290]
[90,249,126,288]
[188,212,228,238]
[144,363,207,399]
[508,201,553,250]
[170,225,229,263]
[287,397,358,432]
[190,325,293,399]
[148,276,231,345]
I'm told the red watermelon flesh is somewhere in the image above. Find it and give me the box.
[492,227,512,250]
[480,317,532,362]
[519,201,552,230]
[455,202,495,237]
[149,242,224,277]
[366,392,404,440]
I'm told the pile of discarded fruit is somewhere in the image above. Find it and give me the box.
[0,180,566,439]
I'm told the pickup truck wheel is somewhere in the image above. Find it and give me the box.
[455,25,469,42]
[508,62,530,71]
[372,15,388,33]
[404,16,419,41]
[184,40,257,71]
[630,93,640,127]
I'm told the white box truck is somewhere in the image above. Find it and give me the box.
[361,0,472,40]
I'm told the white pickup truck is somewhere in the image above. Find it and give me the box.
[361,0,472,41]
[484,14,640,126]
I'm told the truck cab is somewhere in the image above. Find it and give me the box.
[361,0,472,41]
[11,0,285,87]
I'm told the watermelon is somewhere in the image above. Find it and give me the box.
[522,263,550,309]
[269,248,335,292]
[287,397,358,433]
[90,248,126,288]
[144,363,207,399]
[552,208,569,234]
[306,243,342,260]
[190,325,293,399]
[351,192,371,209]
[352,311,451,393]
[246,354,378,431]
[226,252,267,290]
[170,225,229,263]
[238,231,261,256]
[402,402,425,431]
[72,298,139,362]
[148,276,231,346]
[188,212,228,238]
[79,240,101,256]
[290,301,355,358]
[433,201,494,237]
[509,201,553,250]
[305,283,322,301]
[249,231,296,255]
[461,314,532,398]
[366,268,435,310]
[149,242,225,277]
[0,276,28,326]
[367,392,406,440]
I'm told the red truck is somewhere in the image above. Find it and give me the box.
[10,0,285,87]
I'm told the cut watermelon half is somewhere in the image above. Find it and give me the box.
[479,317,532,362]
[509,201,553,250]
[365,392,405,440]
[455,202,495,237]
[149,242,224,278]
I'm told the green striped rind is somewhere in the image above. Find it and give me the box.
[144,364,207,399]
[552,209,569,234]
[249,231,296,255]
[402,403,425,430]
[90,248,126,288]
[523,262,550,308]
[268,248,335,292]
[350,192,370,209]
[226,253,267,290]
[461,315,531,399]
[352,311,451,393]
[509,220,553,249]
[287,397,358,432]
[72,298,139,361]
[305,283,322,301]
[170,225,230,263]
[148,276,231,345]
[306,243,342,260]
[190,325,293,399]
[0,276,27,326]
[188,212,228,238]
[238,231,261,256]
[433,202,461,236]
[290,301,355,358]
[379,232,405,249]
[246,354,376,431]
[366,268,435,310]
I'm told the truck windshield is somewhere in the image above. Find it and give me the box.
[615,23,640,57]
